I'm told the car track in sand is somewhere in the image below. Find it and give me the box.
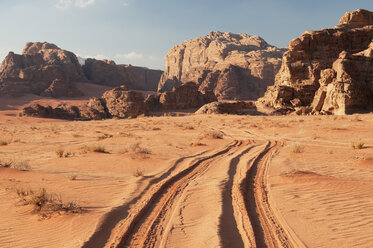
[86,139,306,248]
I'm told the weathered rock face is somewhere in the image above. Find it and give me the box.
[82,58,162,91]
[158,31,286,100]
[0,42,163,97]
[260,9,373,115]
[159,82,217,110]
[22,86,147,120]
[22,83,218,120]
[195,101,256,115]
[102,86,146,118]
[0,42,85,97]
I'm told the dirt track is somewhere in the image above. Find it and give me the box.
[82,139,303,248]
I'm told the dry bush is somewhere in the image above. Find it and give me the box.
[290,143,304,153]
[122,143,151,159]
[1,159,31,171]
[55,148,73,158]
[183,125,195,130]
[16,187,82,216]
[66,174,77,181]
[133,168,144,177]
[152,127,161,131]
[351,141,365,150]
[97,133,113,141]
[0,138,12,146]
[83,144,108,153]
[201,130,224,139]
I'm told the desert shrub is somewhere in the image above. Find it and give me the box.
[0,138,12,146]
[56,148,73,158]
[67,174,77,181]
[122,143,151,159]
[133,168,144,177]
[0,159,30,170]
[351,141,365,150]
[97,133,113,141]
[183,125,195,130]
[16,187,82,216]
[201,130,224,139]
[291,143,304,153]
[81,144,108,153]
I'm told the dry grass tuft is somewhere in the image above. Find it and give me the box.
[0,138,12,146]
[290,143,304,153]
[16,187,82,216]
[55,148,73,158]
[122,143,151,159]
[97,133,113,141]
[201,130,224,139]
[133,168,144,177]
[351,141,365,150]
[81,144,108,153]
[1,159,31,171]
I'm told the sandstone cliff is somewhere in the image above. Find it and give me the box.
[0,42,85,97]
[0,42,163,97]
[158,31,286,100]
[82,58,162,91]
[260,9,373,115]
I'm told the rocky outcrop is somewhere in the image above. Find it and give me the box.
[0,42,163,97]
[195,101,256,115]
[0,42,85,97]
[158,31,286,100]
[22,83,217,120]
[260,9,373,115]
[22,86,146,120]
[159,82,217,110]
[82,58,162,91]
[22,104,80,120]
[101,85,146,118]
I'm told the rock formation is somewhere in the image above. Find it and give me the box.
[159,82,217,110]
[0,42,85,97]
[260,9,373,115]
[22,83,217,120]
[158,31,286,100]
[0,42,163,97]
[82,59,162,91]
[195,101,256,115]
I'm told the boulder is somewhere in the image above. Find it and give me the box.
[195,101,256,115]
[260,9,373,115]
[101,86,146,118]
[158,31,286,100]
[159,82,217,110]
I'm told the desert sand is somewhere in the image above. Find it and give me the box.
[0,96,373,248]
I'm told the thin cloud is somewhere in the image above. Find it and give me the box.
[115,52,144,60]
[55,0,95,9]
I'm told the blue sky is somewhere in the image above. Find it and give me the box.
[0,0,373,70]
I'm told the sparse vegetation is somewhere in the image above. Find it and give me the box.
[81,144,108,153]
[133,168,144,177]
[97,133,113,141]
[1,159,31,171]
[291,143,304,153]
[16,187,82,216]
[201,130,224,139]
[0,138,12,146]
[121,143,151,159]
[67,174,77,181]
[351,140,365,150]
[55,148,73,158]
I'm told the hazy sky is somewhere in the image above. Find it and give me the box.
[1,0,373,70]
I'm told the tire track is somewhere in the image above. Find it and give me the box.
[241,141,306,248]
[106,140,242,248]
